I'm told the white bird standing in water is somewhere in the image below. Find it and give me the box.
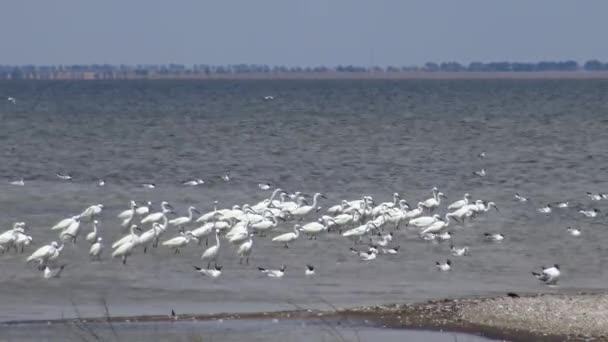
[141,201,173,225]
[89,237,104,260]
[85,220,99,243]
[161,231,197,254]
[272,225,301,248]
[26,241,63,269]
[447,193,471,211]
[169,206,200,228]
[201,230,220,268]
[237,234,253,264]
[286,193,326,220]
[52,216,79,231]
[78,204,103,221]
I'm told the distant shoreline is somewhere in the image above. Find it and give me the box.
[4,71,608,81]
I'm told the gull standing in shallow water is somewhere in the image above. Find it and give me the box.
[258,265,286,278]
[532,264,561,285]
[567,227,581,237]
[436,259,452,271]
[193,264,222,278]
[305,264,315,276]
[514,193,529,202]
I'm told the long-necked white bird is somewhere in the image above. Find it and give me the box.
[141,201,174,225]
[404,203,425,220]
[532,264,560,285]
[60,217,81,243]
[272,225,301,248]
[89,237,104,260]
[196,201,223,223]
[52,216,79,231]
[420,214,450,236]
[327,200,350,215]
[236,234,253,264]
[85,220,99,244]
[286,193,326,220]
[258,265,286,278]
[14,231,33,253]
[169,206,201,228]
[161,231,197,254]
[137,223,163,253]
[301,218,334,240]
[419,188,446,212]
[112,225,142,249]
[193,264,222,278]
[342,222,378,242]
[447,193,472,211]
[78,204,103,221]
[26,241,63,269]
[112,237,139,265]
[372,193,401,216]
[250,211,280,237]
[43,265,66,279]
[201,230,220,268]
[409,214,440,229]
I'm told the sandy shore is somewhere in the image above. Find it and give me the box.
[4,291,608,341]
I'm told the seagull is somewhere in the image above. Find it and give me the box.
[221,174,230,182]
[98,179,105,187]
[478,152,486,159]
[537,204,552,214]
[587,192,603,201]
[436,259,452,271]
[473,169,486,177]
[579,208,599,218]
[556,201,569,208]
[567,227,581,237]
[381,246,400,255]
[350,247,377,261]
[258,265,286,278]
[43,265,66,279]
[7,97,16,104]
[183,179,204,186]
[258,183,272,190]
[10,178,24,186]
[450,245,469,256]
[532,264,560,285]
[305,264,315,276]
[193,264,222,278]
[142,183,156,189]
[514,193,529,202]
[484,233,504,241]
[437,231,452,241]
[56,173,72,181]
[263,95,275,101]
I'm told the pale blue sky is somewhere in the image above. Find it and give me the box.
[2,0,607,66]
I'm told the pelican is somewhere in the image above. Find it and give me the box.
[78,204,103,221]
[89,237,104,260]
[26,241,63,269]
[162,231,197,254]
[436,259,452,271]
[201,230,220,268]
[447,194,471,211]
[258,265,286,278]
[141,201,173,225]
[168,206,200,228]
[305,264,315,276]
[272,225,301,248]
[10,178,24,186]
[112,225,142,249]
[193,264,222,278]
[236,234,253,264]
[43,265,66,279]
[286,193,326,220]
[532,264,560,285]
[86,220,99,244]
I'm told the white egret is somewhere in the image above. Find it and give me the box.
[272,225,301,248]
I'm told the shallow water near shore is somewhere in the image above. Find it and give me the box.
[2,319,496,342]
[1,79,608,324]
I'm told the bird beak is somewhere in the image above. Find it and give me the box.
[495,206,500,213]
[166,204,175,210]
[135,227,142,232]
[193,209,201,215]
[320,194,327,199]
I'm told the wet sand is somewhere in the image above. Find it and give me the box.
[5,291,608,341]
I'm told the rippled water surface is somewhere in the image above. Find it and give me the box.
[1,80,608,324]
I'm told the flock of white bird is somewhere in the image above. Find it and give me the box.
[5,157,603,285]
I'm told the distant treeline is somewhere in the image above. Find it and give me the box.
[2,60,608,79]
